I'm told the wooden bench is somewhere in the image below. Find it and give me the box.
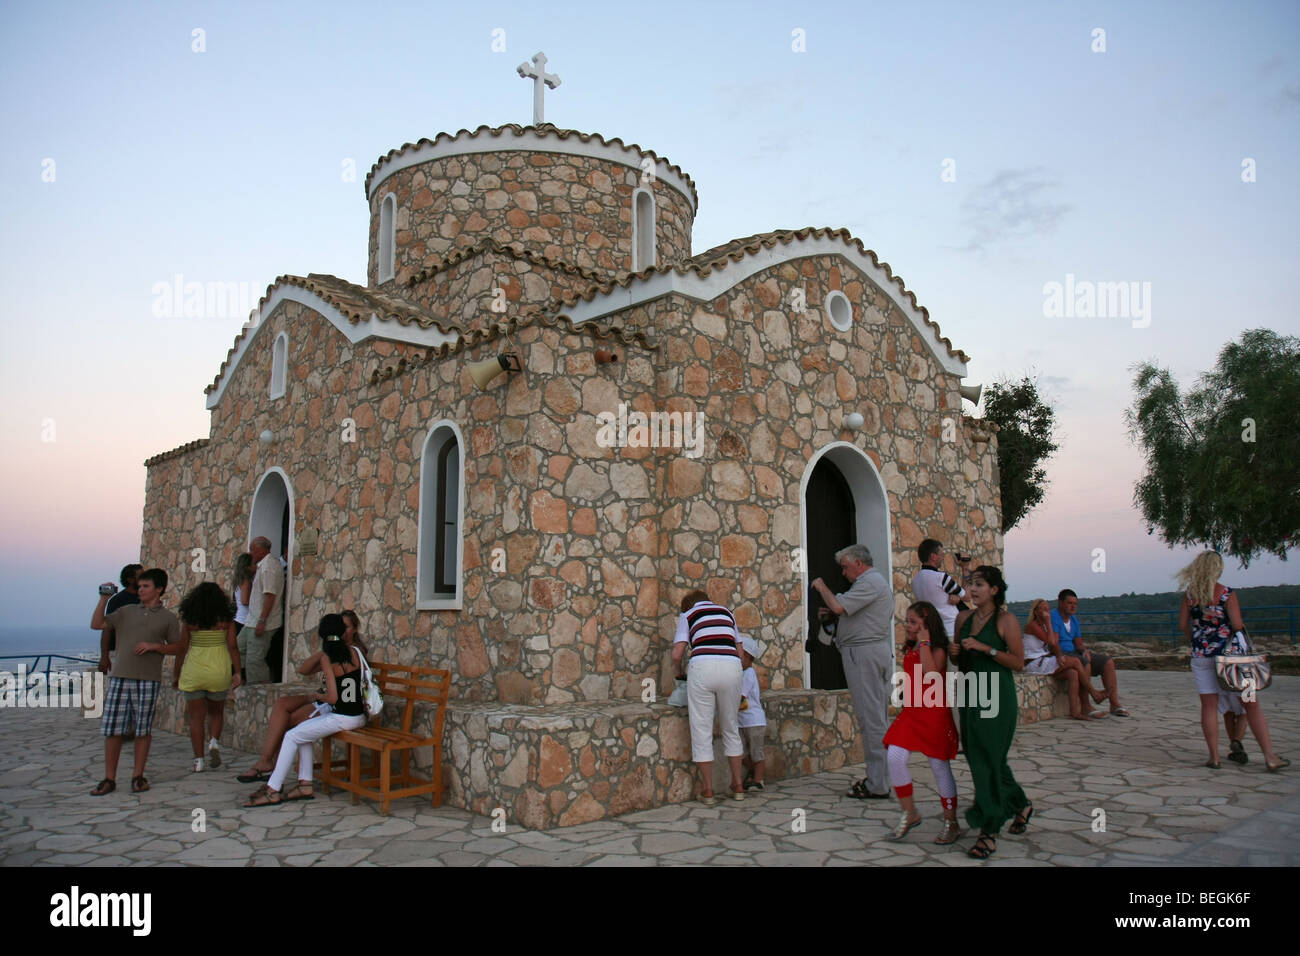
[319,663,451,814]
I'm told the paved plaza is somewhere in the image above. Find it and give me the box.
[1,671,1296,867]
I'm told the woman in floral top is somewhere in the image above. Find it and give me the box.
[1176,551,1288,772]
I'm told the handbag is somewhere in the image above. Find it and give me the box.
[1215,630,1271,697]
[357,651,384,717]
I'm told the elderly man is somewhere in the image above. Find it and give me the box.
[812,544,895,799]
[238,536,284,684]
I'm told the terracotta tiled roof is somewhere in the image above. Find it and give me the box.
[144,438,209,467]
[364,123,699,210]
[363,306,658,387]
[204,274,464,396]
[557,227,970,364]
[405,238,611,288]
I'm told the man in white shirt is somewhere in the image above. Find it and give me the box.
[912,539,968,638]
[238,536,284,684]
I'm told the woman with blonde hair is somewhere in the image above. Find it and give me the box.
[1023,599,1104,720]
[1176,551,1287,772]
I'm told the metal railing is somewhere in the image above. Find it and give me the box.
[0,654,99,685]
[1063,606,1298,649]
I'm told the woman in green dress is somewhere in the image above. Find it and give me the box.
[951,565,1031,859]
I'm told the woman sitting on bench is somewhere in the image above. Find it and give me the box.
[243,614,366,806]
[236,610,368,784]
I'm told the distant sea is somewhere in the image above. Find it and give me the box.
[0,627,101,666]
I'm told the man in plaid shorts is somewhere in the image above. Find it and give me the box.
[89,568,180,795]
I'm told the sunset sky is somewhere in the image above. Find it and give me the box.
[1,0,1296,632]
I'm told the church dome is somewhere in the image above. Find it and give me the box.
[364,124,697,288]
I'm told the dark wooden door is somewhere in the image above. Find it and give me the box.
[806,458,854,690]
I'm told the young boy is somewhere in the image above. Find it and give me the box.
[89,568,180,795]
[738,635,767,791]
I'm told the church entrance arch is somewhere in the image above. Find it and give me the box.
[249,467,293,682]
[800,443,892,690]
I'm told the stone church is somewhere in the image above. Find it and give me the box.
[143,58,1003,827]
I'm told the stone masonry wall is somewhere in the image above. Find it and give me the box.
[367,150,694,288]
[144,250,1001,713]
[405,245,605,328]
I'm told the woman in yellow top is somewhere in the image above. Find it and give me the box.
[142,582,241,772]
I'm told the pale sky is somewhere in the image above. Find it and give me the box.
[1,0,1296,629]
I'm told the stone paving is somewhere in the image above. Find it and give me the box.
[1,672,1296,866]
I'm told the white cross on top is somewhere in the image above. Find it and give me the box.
[517,51,560,126]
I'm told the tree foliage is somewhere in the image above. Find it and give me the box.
[983,376,1060,533]
[1126,328,1300,566]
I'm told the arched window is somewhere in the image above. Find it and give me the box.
[632,187,656,272]
[378,193,397,283]
[270,332,288,399]
[417,422,463,608]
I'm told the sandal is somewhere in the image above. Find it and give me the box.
[890,812,922,841]
[282,783,315,802]
[243,787,282,807]
[236,769,270,784]
[1110,708,1132,717]
[131,775,149,793]
[728,785,745,802]
[934,818,961,845]
[968,832,996,859]
[698,790,716,806]
[1205,760,1221,770]
[1009,802,1033,834]
[90,778,116,796]
[1266,757,1290,773]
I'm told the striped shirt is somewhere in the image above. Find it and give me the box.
[913,566,966,637]
[673,601,741,659]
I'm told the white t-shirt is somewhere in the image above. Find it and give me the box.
[912,566,966,637]
[738,666,766,728]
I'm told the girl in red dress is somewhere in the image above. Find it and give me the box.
[883,601,961,844]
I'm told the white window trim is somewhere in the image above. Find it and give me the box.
[825,290,853,331]
[416,420,465,610]
[378,192,397,284]
[632,187,656,272]
[269,332,288,399]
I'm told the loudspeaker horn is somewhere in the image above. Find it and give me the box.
[468,352,522,390]
[959,382,982,406]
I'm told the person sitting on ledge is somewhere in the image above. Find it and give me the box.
[1052,589,1130,717]
[243,614,365,806]
[1023,599,1105,721]
[236,609,370,783]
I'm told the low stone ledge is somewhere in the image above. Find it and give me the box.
[442,687,864,828]
[1015,672,1071,723]
[148,670,1066,828]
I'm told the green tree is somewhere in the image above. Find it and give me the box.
[1126,328,1300,566]
[983,376,1060,533]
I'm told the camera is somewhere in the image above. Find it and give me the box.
[99,583,119,596]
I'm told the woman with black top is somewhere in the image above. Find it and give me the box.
[244,615,365,806]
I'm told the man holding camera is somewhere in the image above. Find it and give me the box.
[95,564,144,675]
[89,568,180,794]
[238,536,283,684]
[912,539,968,639]
[812,544,894,800]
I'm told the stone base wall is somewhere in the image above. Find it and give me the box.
[150,672,1068,827]
[442,688,864,827]
[1016,672,1071,723]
